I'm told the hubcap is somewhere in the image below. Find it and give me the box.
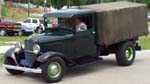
[0,30,5,36]
[47,62,61,78]
[126,47,133,61]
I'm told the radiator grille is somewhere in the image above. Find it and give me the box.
[25,39,36,67]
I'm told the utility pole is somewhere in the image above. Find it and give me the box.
[19,0,21,13]
[0,0,2,20]
[134,0,136,2]
[97,0,99,4]
[44,0,46,13]
[68,0,71,8]
[28,0,30,17]
[100,0,103,3]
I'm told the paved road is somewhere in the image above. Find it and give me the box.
[0,46,14,54]
[0,50,150,84]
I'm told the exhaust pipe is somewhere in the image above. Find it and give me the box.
[2,64,42,73]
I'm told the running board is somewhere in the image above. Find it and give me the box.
[2,64,42,73]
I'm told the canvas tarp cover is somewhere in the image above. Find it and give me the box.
[79,1,149,46]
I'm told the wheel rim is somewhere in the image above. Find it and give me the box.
[47,62,62,78]
[37,28,42,33]
[0,30,5,36]
[125,47,133,61]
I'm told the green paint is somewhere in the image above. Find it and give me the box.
[47,62,62,78]
[126,47,133,61]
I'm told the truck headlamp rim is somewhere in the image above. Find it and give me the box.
[15,42,22,52]
[33,44,40,54]
[15,42,22,48]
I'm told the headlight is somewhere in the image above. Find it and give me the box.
[15,42,22,52]
[33,44,40,54]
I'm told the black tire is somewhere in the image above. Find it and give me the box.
[36,27,43,33]
[4,58,24,75]
[0,28,7,36]
[41,56,66,83]
[8,32,14,36]
[116,41,135,66]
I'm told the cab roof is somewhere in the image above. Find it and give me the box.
[43,9,96,18]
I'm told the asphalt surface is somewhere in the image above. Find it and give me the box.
[0,46,14,53]
[0,50,150,84]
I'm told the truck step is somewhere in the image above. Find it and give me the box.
[75,56,102,65]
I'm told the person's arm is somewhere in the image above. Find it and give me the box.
[79,22,87,31]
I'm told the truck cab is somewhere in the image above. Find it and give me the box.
[0,20,21,36]
[43,9,97,59]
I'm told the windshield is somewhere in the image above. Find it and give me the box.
[44,17,74,31]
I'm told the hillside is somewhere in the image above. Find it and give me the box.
[1,5,43,21]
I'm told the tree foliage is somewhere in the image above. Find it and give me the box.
[5,0,150,9]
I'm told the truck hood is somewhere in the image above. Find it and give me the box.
[29,33,73,43]
[0,22,20,25]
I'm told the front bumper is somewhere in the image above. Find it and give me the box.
[2,64,41,73]
[13,28,21,32]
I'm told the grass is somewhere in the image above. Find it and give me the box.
[1,5,11,17]
[0,36,27,45]
[138,36,150,50]
[0,54,4,65]
[148,22,150,27]
[1,5,42,21]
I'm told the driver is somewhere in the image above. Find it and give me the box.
[76,18,87,31]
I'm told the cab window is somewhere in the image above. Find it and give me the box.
[76,15,94,32]
[24,19,31,23]
[32,19,38,23]
[79,15,94,29]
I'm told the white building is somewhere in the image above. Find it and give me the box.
[1,0,5,4]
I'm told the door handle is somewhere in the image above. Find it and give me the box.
[92,31,96,34]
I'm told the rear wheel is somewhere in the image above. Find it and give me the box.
[4,58,24,75]
[36,27,43,33]
[116,42,135,66]
[41,57,66,83]
[0,28,7,36]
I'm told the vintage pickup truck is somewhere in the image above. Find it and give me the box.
[0,20,21,36]
[2,1,149,83]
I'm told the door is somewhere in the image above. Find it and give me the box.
[23,19,31,27]
[22,19,34,31]
[74,29,97,58]
[73,15,97,58]
[31,19,39,30]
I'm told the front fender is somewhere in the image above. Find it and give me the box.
[4,47,17,63]
[37,52,64,63]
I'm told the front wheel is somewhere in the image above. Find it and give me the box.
[41,57,66,83]
[116,42,135,66]
[0,28,7,36]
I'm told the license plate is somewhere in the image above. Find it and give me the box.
[13,29,20,31]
